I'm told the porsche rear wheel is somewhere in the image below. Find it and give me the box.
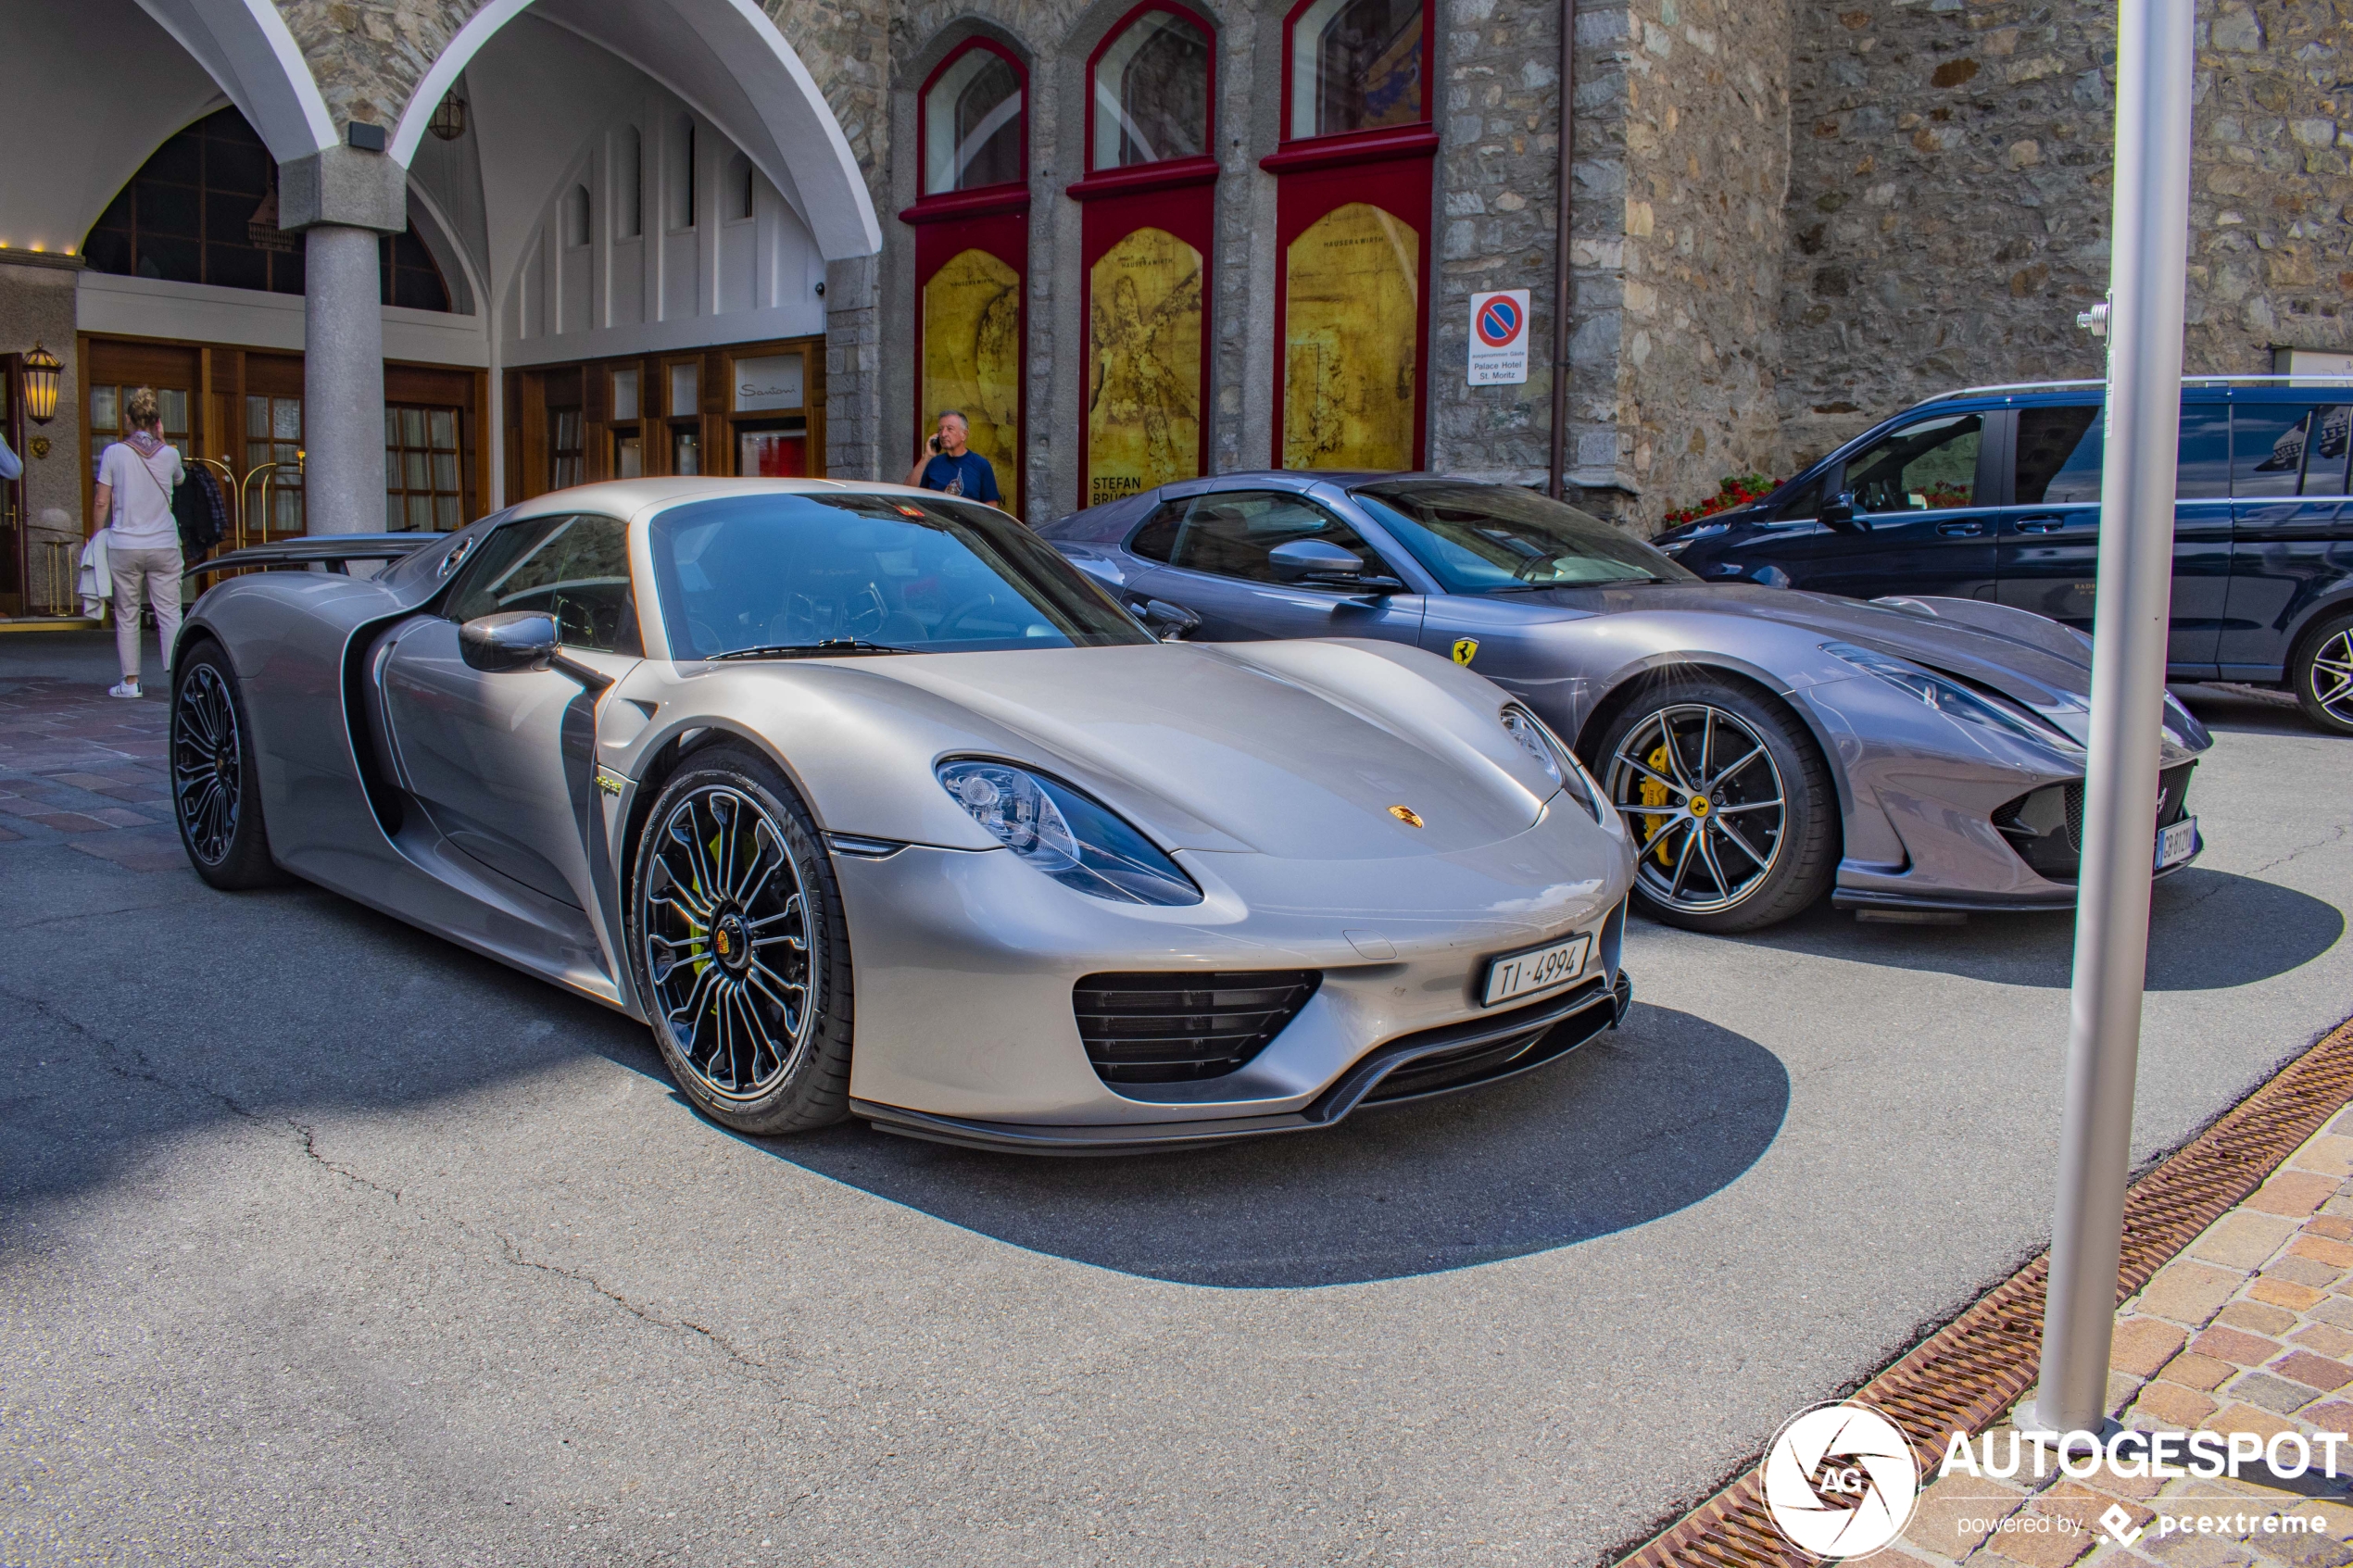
[1597,681,1836,934]
[2292,613,2353,735]
[170,643,285,889]
[627,746,855,1135]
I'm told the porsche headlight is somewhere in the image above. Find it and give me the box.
[935,759,1202,906]
[1501,706,1604,822]
[1821,642,2077,750]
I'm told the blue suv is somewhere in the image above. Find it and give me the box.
[1654,378,2353,734]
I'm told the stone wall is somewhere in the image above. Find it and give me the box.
[1770,0,2353,505]
[0,257,84,615]
[1605,0,1793,524]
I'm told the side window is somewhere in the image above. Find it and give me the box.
[2017,405,2103,505]
[2233,403,2353,498]
[445,513,641,654]
[1128,502,1184,564]
[1771,474,1825,522]
[1843,414,1982,514]
[1156,491,1385,583]
[2176,405,2231,498]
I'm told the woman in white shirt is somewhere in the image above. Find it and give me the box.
[91,386,186,698]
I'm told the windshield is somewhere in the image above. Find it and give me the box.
[1353,480,1696,591]
[649,493,1152,659]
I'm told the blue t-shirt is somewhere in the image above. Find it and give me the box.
[918,450,1000,503]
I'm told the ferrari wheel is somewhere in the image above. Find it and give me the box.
[2293,613,2353,735]
[170,643,284,889]
[628,746,854,1135]
[1597,681,1836,934]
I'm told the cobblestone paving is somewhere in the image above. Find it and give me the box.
[1892,1109,2353,1568]
[0,678,185,873]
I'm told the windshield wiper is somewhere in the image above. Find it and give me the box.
[707,638,918,661]
[1486,575,1670,593]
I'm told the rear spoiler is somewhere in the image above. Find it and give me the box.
[188,533,447,578]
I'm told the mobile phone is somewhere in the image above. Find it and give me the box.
[926,434,940,456]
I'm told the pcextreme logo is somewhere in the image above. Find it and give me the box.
[1761,1401,1919,1560]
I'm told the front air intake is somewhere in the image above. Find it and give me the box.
[1073,971,1321,1085]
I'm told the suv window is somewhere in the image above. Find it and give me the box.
[1129,490,1387,583]
[1844,413,1982,513]
[2177,405,2231,497]
[2234,403,2353,498]
[2017,405,2103,504]
[446,513,641,654]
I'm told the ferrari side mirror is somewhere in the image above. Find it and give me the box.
[1139,598,1202,642]
[1268,538,1365,581]
[460,610,558,673]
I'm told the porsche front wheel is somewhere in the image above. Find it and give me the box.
[1596,682,1837,934]
[627,746,855,1135]
[170,643,285,890]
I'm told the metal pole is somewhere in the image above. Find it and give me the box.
[2031,0,2195,1435]
[1546,0,1577,499]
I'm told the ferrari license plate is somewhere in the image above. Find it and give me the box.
[1481,934,1592,1007]
[2157,816,2199,870]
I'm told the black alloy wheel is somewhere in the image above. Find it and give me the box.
[1595,678,1837,934]
[170,643,285,889]
[628,746,855,1135]
[2294,612,2353,736]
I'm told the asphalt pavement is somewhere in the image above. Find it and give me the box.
[2,634,2348,1568]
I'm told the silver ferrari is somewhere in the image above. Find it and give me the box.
[170,479,1636,1151]
[1040,473,2215,932]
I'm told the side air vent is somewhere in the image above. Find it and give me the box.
[1073,971,1321,1085]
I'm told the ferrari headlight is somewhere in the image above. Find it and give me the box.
[935,759,1202,906]
[1821,642,2076,750]
[1501,706,1604,822]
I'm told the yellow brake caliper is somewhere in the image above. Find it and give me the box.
[1640,743,1674,864]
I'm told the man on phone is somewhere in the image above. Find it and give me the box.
[904,410,1003,510]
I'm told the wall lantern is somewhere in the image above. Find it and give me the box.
[428,93,468,142]
[22,343,60,425]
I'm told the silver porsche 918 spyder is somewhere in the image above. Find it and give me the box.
[170,479,1636,1151]
[1040,473,2215,933]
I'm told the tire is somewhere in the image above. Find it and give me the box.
[2291,612,2353,736]
[625,745,855,1135]
[170,641,287,890]
[1592,676,1838,934]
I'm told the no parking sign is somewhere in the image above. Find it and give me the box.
[1467,289,1530,385]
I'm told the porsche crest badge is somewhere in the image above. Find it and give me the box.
[1388,805,1425,828]
[1452,638,1478,666]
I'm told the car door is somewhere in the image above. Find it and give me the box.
[380,510,642,913]
[1767,410,2000,599]
[1995,396,2232,674]
[1120,487,1426,643]
[2222,397,2351,679]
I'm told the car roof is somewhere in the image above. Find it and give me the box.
[503,476,938,522]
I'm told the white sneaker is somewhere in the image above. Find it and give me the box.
[108,680,142,699]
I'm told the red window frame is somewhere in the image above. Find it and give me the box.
[1067,1,1219,508]
[1264,0,1438,471]
[903,37,1032,513]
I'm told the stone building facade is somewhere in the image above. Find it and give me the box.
[0,0,2347,625]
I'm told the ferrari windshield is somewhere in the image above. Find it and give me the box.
[649,493,1151,659]
[1353,480,1697,592]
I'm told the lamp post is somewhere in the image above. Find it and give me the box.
[2031,0,2196,1436]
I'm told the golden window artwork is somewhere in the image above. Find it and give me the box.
[921,247,1022,512]
[1088,228,1202,507]
[1283,203,1418,470]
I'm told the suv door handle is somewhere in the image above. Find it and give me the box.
[1936,520,1985,537]
[2013,515,2069,533]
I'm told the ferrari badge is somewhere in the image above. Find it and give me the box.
[1452,638,1478,666]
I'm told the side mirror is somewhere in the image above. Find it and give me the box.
[1139,597,1202,643]
[460,610,558,673]
[1268,538,1365,581]
[1819,491,1868,533]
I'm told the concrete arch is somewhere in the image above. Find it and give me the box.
[130,0,337,161]
[390,0,880,261]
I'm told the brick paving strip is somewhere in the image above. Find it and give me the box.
[0,676,183,871]
[1616,1013,2353,1568]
